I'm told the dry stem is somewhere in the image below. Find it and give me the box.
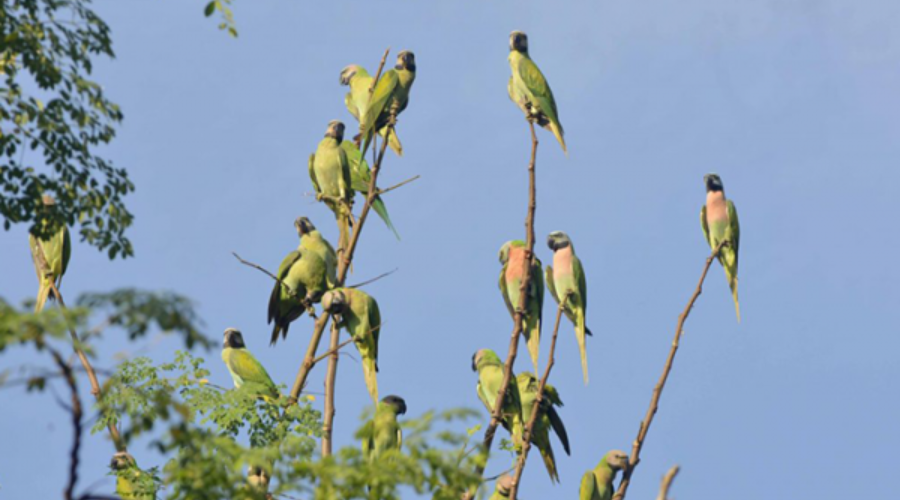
[656,465,681,500]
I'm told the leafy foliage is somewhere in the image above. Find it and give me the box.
[203,0,238,38]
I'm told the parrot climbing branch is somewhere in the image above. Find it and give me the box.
[612,240,727,500]
[507,292,569,499]
[656,465,680,500]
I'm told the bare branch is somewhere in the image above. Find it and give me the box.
[346,268,398,289]
[657,465,681,500]
[312,336,354,365]
[369,48,391,93]
[232,252,299,298]
[321,321,341,455]
[376,174,421,196]
[48,346,82,500]
[612,241,727,500]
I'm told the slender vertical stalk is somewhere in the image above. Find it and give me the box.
[48,347,82,500]
[321,321,341,455]
[656,465,680,500]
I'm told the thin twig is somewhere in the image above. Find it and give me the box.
[656,465,681,500]
[321,321,341,455]
[312,336,355,365]
[369,48,391,93]
[508,293,569,498]
[232,252,298,298]
[376,175,421,196]
[612,241,727,500]
[48,346,81,500]
[346,268,398,289]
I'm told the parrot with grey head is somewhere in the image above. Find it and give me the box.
[499,240,544,372]
[579,449,629,500]
[221,328,279,399]
[267,222,329,345]
[358,50,417,159]
[29,194,71,312]
[546,231,592,384]
[340,140,401,239]
[110,451,156,500]
[322,287,381,402]
[700,173,741,321]
[489,474,515,500]
[295,217,337,289]
[508,31,566,154]
[340,64,404,156]
[472,348,524,450]
[517,371,571,483]
[361,394,407,461]
[309,120,353,252]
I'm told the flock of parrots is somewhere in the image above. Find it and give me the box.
[24,30,742,500]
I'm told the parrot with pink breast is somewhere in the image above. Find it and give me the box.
[546,231,592,384]
[700,173,741,322]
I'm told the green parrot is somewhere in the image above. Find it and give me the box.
[309,120,353,252]
[110,452,156,500]
[546,231,592,384]
[358,50,417,159]
[267,221,329,345]
[340,140,401,239]
[508,31,566,154]
[322,287,381,402]
[499,240,544,372]
[579,450,629,500]
[361,394,406,461]
[295,217,338,289]
[340,64,404,156]
[489,474,515,500]
[700,173,741,322]
[28,195,71,312]
[516,371,571,483]
[472,349,524,450]
[221,328,279,399]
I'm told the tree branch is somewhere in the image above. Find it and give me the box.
[656,465,680,500]
[321,321,341,455]
[376,174,420,196]
[48,346,82,500]
[346,268,398,289]
[612,241,727,500]
[232,252,300,299]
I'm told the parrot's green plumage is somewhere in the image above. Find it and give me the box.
[267,224,329,345]
[508,31,566,154]
[700,174,741,322]
[361,395,406,461]
[295,217,338,289]
[340,140,401,239]
[579,450,629,500]
[28,195,71,313]
[517,371,571,483]
[472,349,524,450]
[546,231,592,384]
[489,475,515,500]
[340,64,403,156]
[499,240,544,372]
[309,120,354,252]
[358,51,416,160]
[221,328,279,399]
[322,288,381,402]
[110,452,156,500]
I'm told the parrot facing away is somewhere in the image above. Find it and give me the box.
[472,349,524,450]
[340,140,401,239]
[309,120,354,252]
[499,240,544,372]
[340,64,404,156]
[700,173,741,322]
[358,50,417,159]
[295,217,338,289]
[489,474,515,500]
[221,328,279,399]
[29,194,71,312]
[546,231,592,384]
[579,450,629,500]
[267,223,329,345]
[322,287,381,402]
[516,371,571,483]
[110,452,156,500]
[361,394,406,461]
[508,31,566,154]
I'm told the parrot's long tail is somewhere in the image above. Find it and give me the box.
[380,126,403,156]
[362,354,379,403]
[576,312,589,385]
[34,277,59,313]
[538,441,560,483]
[729,277,740,323]
[372,195,400,240]
[549,121,567,156]
[524,314,541,373]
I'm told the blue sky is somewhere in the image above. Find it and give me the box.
[2,0,899,498]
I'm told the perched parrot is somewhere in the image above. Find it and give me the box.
[247,465,270,496]
[28,195,71,312]
[340,140,401,239]
[322,287,381,402]
[295,217,338,289]
[361,394,407,461]
[267,222,329,345]
[516,371,571,483]
[546,231,592,384]
[309,120,353,252]
[359,50,417,159]
[110,452,155,500]
[508,31,566,154]
[579,450,629,500]
[700,173,741,322]
[499,240,544,372]
[340,64,403,156]
[472,349,524,450]
[489,474,515,500]
[221,328,279,399]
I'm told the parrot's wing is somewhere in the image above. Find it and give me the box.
[28,235,42,282]
[580,471,596,500]
[573,254,587,310]
[308,154,320,194]
[546,405,570,456]
[542,383,564,407]
[341,140,371,192]
[727,199,740,258]
[499,266,516,319]
[545,265,559,304]
[361,70,399,155]
[229,349,276,392]
[532,257,544,326]
[344,92,360,122]
[268,251,302,323]
[476,380,494,415]
[60,227,71,284]
[700,205,711,247]
[369,297,381,368]
[338,148,353,201]
[361,419,374,458]
[519,58,561,128]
